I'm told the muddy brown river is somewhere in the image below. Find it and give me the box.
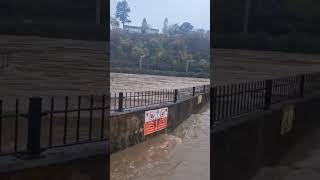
[110,105,210,180]
[110,73,210,180]
[110,73,209,93]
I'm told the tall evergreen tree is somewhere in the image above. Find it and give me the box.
[115,0,131,28]
[141,18,149,33]
[163,18,169,34]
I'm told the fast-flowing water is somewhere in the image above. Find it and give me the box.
[110,73,209,93]
[110,105,210,180]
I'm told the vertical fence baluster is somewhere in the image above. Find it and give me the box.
[239,83,244,113]
[125,92,127,108]
[254,82,258,110]
[27,97,42,157]
[231,84,235,116]
[129,92,132,108]
[101,94,105,139]
[163,90,165,103]
[145,91,147,106]
[174,89,178,102]
[217,86,221,121]
[250,82,253,111]
[49,97,54,147]
[236,84,240,115]
[118,92,123,112]
[76,96,81,142]
[221,86,226,120]
[14,99,19,152]
[260,81,264,108]
[89,95,93,140]
[226,85,229,119]
[212,87,217,123]
[300,74,305,97]
[63,96,68,144]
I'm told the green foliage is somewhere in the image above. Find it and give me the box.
[110,30,210,74]
[163,18,169,34]
[179,22,194,34]
[110,16,120,29]
[115,0,131,27]
[141,18,149,33]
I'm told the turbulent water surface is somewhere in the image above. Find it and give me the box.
[110,105,210,180]
[111,73,209,93]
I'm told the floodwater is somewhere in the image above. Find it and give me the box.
[110,73,209,93]
[110,105,210,180]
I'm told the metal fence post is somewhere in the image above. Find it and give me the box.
[174,89,178,102]
[118,92,124,112]
[204,85,206,93]
[193,87,196,96]
[27,97,42,157]
[211,87,216,125]
[300,74,305,97]
[264,80,272,110]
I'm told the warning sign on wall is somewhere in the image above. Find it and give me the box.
[144,107,168,136]
[281,104,295,135]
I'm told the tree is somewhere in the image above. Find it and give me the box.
[168,24,180,35]
[110,16,120,29]
[115,0,131,28]
[163,18,169,34]
[179,22,194,34]
[141,18,149,33]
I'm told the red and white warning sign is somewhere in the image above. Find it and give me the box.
[144,107,168,135]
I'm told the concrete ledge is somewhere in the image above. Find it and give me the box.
[0,141,108,180]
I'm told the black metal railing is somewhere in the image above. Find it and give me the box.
[0,95,109,157]
[212,72,320,126]
[111,84,210,112]
[0,84,210,157]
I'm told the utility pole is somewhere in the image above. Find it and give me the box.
[140,55,145,70]
[186,59,194,73]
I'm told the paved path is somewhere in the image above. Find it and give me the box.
[253,124,320,180]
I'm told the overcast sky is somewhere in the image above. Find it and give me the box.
[110,0,210,31]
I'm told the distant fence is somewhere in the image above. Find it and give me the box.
[0,49,10,69]
[212,72,320,126]
[0,95,108,157]
[111,84,210,112]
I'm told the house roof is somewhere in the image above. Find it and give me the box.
[123,25,141,30]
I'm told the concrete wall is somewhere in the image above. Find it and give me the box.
[0,142,108,180]
[110,92,210,153]
[212,93,320,180]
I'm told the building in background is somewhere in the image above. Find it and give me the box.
[123,25,159,34]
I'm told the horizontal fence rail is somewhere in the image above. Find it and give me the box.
[212,72,320,127]
[111,84,210,112]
